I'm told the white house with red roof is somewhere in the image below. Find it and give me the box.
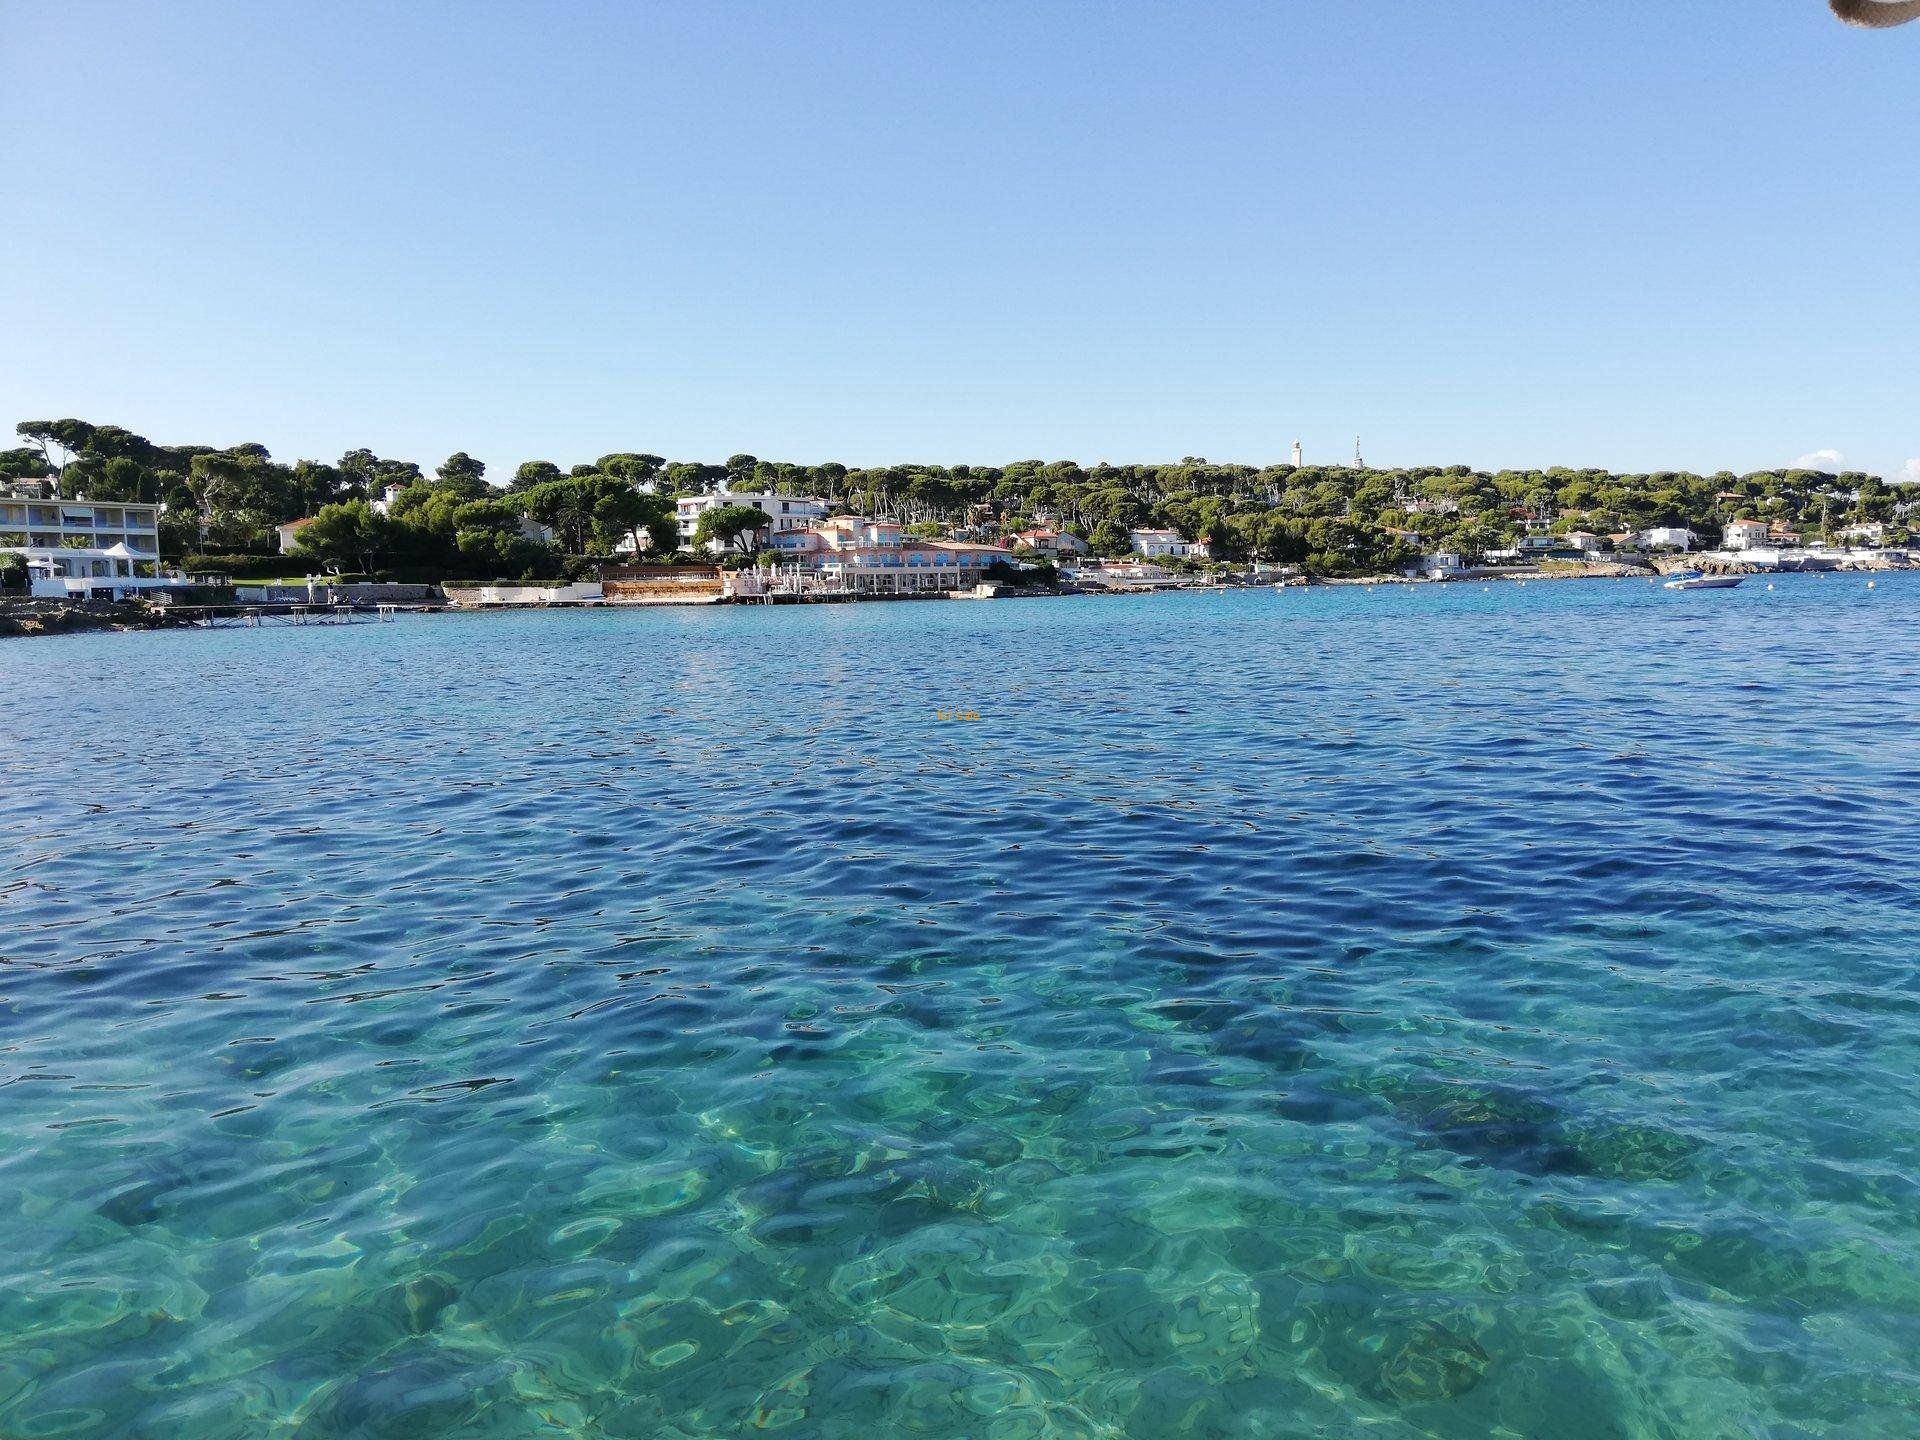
[1009,527,1088,558]
[275,517,316,553]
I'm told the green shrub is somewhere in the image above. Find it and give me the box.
[180,552,290,579]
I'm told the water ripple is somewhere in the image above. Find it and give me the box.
[1,576,1917,1436]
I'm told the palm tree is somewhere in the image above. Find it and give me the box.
[1832,0,1920,25]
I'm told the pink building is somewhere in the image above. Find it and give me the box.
[767,516,1013,594]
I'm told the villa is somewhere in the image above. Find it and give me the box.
[767,515,1013,594]
[1129,528,1209,560]
[1722,518,1770,550]
[677,490,828,554]
[1009,528,1088,557]
[0,480,178,600]
[1635,526,1695,551]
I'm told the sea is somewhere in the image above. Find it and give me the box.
[3,573,1917,1439]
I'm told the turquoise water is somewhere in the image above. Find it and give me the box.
[4,575,1919,1438]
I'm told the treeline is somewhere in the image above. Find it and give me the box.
[0,421,677,581]
[4,418,1909,579]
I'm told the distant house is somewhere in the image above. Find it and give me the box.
[1129,528,1207,560]
[519,516,555,545]
[369,481,410,517]
[1837,521,1884,545]
[1408,551,1468,579]
[1562,531,1604,553]
[1009,528,1088,558]
[1721,518,1770,551]
[1636,526,1695,551]
[275,518,315,554]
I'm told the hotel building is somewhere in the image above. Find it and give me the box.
[767,515,1014,594]
[0,480,176,600]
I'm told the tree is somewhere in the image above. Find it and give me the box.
[693,503,771,554]
[1087,519,1131,557]
[437,452,487,489]
[523,476,600,552]
[185,452,252,546]
[292,500,399,575]
[16,419,96,474]
[339,449,422,496]
[592,484,675,555]
[0,447,52,481]
[597,453,664,487]
[513,460,562,490]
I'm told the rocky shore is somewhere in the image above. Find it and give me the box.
[0,599,187,638]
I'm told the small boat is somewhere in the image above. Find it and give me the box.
[1663,571,1743,591]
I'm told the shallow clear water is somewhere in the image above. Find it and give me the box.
[4,575,1919,1439]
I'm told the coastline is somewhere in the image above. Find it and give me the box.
[7,556,1912,638]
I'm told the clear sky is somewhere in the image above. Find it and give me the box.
[3,2,1916,481]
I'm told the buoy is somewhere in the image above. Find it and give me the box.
[1766,583,1774,591]
[1867,580,1876,590]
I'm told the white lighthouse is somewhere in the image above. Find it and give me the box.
[1290,440,1303,467]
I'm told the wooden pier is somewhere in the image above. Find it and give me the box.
[167,603,400,628]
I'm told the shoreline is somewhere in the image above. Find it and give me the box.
[7,562,1911,638]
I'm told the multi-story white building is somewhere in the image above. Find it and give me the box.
[0,480,175,599]
[677,491,828,554]
[767,515,1013,594]
[1721,519,1770,551]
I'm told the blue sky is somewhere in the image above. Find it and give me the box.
[3,2,1916,480]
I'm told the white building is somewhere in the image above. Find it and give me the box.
[1129,528,1209,560]
[369,481,409,516]
[1,483,177,599]
[677,491,828,554]
[276,518,315,553]
[1636,526,1695,551]
[1721,519,1770,551]
[1409,551,1469,579]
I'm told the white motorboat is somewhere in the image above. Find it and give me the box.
[1663,571,1743,591]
